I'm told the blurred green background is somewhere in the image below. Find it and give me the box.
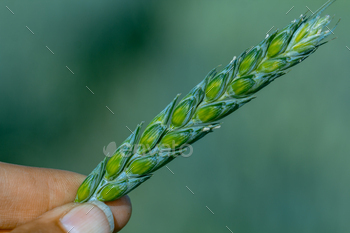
[1,0,350,232]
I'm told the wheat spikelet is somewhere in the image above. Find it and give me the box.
[75,1,339,203]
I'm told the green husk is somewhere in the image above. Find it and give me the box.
[75,1,338,203]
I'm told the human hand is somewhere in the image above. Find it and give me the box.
[0,162,132,233]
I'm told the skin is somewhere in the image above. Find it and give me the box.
[0,162,132,233]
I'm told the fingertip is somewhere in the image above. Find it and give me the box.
[105,196,132,232]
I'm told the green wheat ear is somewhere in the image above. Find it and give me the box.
[75,1,339,203]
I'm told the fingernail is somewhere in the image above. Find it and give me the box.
[60,201,115,233]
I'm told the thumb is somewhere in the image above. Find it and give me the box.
[10,199,129,233]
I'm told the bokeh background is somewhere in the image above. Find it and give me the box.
[1,0,350,232]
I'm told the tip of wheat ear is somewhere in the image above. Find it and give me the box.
[74,2,338,203]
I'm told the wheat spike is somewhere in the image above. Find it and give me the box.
[75,1,338,203]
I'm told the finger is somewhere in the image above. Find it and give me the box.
[10,199,130,233]
[105,196,132,231]
[0,162,85,229]
[0,162,131,231]
[0,197,131,233]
